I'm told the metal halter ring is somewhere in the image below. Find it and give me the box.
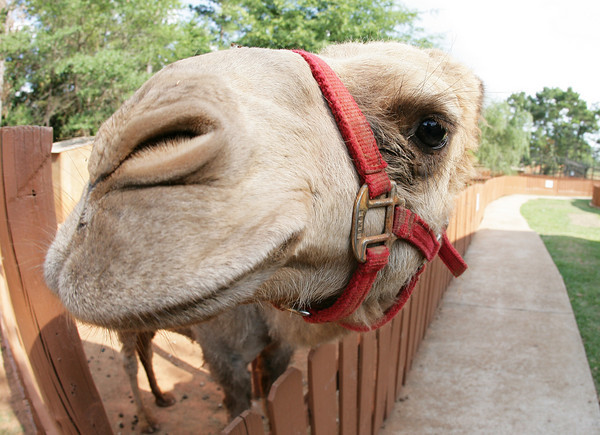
[350,181,404,263]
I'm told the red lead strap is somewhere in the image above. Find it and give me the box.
[292,50,467,332]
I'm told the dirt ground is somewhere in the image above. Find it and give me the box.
[0,334,28,435]
[80,324,229,435]
[1,322,308,434]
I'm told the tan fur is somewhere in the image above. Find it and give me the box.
[45,42,483,347]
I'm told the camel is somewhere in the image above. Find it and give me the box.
[44,41,483,348]
[117,304,291,433]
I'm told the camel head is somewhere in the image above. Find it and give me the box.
[44,42,483,343]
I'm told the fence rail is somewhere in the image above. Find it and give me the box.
[0,126,595,434]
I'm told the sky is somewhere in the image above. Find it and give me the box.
[401,0,600,106]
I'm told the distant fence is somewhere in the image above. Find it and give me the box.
[592,184,600,208]
[500,175,593,197]
[0,126,595,434]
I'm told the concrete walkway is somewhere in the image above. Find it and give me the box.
[381,195,600,434]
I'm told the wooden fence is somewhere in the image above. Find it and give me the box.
[0,127,111,434]
[0,126,595,434]
[592,184,600,208]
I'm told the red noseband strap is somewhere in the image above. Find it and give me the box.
[291,50,467,332]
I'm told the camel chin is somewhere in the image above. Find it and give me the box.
[44,42,483,341]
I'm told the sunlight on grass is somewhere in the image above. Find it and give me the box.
[521,198,600,398]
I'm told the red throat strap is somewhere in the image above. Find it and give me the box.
[291,50,467,331]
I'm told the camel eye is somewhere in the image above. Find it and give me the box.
[415,118,448,150]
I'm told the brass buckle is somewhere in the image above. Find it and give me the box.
[351,182,404,263]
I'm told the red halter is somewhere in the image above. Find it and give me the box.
[290,50,467,332]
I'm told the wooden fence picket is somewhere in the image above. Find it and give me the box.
[424,259,438,328]
[372,322,392,432]
[386,315,402,417]
[418,266,431,344]
[357,331,377,435]
[0,127,112,434]
[308,343,338,435]
[266,367,308,434]
[395,304,410,399]
[223,416,250,435]
[405,282,421,373]
[243,411,266,435]
[339,334,359,435]
[222,410,265,435]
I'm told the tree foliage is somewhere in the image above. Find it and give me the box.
[192,0,433,52]
[1,0,211,139]
[478,88,600,176]
[508,87,600,174]
[1,0,431,140]
[477,101,532,175]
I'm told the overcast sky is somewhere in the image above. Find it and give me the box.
[401,0,600,106]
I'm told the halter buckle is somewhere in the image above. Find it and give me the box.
[351,182,404,263]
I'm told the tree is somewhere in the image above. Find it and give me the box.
[508,88,600,175]
[192,0,434,52]
[1,0,433,140]
[477,100,532,175]
[0,0,11,125]
[1,0,211,139]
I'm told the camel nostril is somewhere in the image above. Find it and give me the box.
[131,130,199,158]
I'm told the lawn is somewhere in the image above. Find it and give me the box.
[520,198,600,397]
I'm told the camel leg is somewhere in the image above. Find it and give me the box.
[119,331,159,434]
[135,331,177,408]
[192,314,260,419]
[197,336,293,418]
[200,343,253,419]
[190,305,294,419]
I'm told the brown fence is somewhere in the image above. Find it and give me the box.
[0,127,111,433]
[0,126,595,434]
[592,184,600,208]
[500,174,594,197]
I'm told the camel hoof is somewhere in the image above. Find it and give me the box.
[155,392,176,408]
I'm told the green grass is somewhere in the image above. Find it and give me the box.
[521,198,600,398]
